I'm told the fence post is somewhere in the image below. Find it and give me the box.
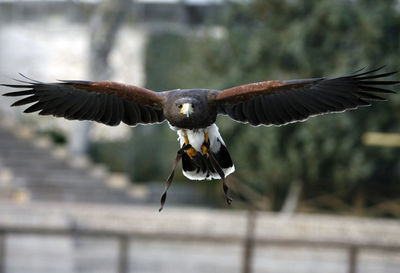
[118,235,129,273]
[348,246,359,273]
[242,210,256,273]
[0,233,5,273]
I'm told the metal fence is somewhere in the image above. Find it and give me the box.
[0,215,399,273]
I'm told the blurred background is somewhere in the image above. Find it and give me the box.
[0,0,399,272]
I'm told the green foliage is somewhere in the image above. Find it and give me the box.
[127,123,181,182]
[37,129,67,145]
[145,32,192,91]
[89,140,130,172]
[144,0,400,213]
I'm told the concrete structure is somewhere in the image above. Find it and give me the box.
[0,120,136,204]
[0,202,399,273]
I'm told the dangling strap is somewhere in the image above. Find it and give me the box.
[159,144,191,212]
[209,152,233,205]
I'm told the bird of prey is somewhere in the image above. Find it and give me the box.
[1,67,398,210]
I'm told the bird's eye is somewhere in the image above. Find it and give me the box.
[178,104,182,109]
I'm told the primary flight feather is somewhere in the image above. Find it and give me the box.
[1,68,398,210]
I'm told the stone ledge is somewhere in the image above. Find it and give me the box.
[0,201,399,247]
[0,119,138,204]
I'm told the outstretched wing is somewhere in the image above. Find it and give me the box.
[1,75,166,126]
[216,68,398,126]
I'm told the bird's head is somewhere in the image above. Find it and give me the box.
[164,96,205,128]
[163,90,218,129]
[175,98,197,118]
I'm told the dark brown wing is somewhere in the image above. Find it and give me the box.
[216,68,398,126]
[1,76,166,126]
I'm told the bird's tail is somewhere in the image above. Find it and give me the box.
[159,128,234,211]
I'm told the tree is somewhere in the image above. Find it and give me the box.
[144,0,400,214]
[69,0,130,157]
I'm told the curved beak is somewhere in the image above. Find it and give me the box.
[180,103,193,118]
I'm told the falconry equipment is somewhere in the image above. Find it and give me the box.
[1,67,398,210]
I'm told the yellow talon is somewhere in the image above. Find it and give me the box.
[186,147,197,159]
[184,134,190,145]
[201,144,209,157]
[201,132,210,157]
[183,133,196,159]
[183,131,210,159]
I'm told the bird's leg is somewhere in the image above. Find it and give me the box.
[201,132,210,157]
[183,134,197,159]
[159,144,191,212]
[209,151,233,206]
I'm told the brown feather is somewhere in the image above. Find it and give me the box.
[2,78,166,127]
[70,82,164,108]
[216,80,314,103]
[216,68,397,126]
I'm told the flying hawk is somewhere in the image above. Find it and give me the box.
[1,67,398,210]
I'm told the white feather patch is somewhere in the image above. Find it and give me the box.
[208,124,224,153]
[176,124,222,152]
[182,170,208,180]
[182,165,235,181]
[177,129,205,151]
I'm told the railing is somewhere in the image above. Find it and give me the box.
[0,222,399,273]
